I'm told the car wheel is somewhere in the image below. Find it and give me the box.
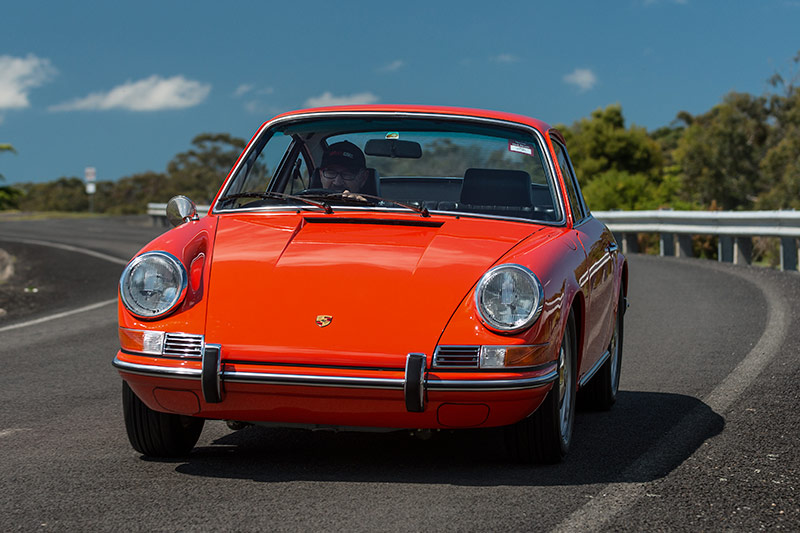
[505,312,577,464]
[122,381,204,458]
[579,289,624,410]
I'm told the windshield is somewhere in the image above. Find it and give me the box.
[216,116,562,223]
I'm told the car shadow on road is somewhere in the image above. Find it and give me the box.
[170,390,723,487]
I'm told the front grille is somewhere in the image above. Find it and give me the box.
[433,346,480,368]
[163,333,204,358]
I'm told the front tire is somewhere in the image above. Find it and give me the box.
[122,381,204,457]
[505,313,577,464]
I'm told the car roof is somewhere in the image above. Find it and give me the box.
[267,105,553,136]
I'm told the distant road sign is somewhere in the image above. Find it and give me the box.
[86,182,96,195]
[85,167,96,182]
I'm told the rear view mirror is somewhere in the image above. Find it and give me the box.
[364,139,422,159]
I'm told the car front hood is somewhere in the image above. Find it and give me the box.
[204,212,542,367]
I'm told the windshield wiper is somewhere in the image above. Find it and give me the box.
[357,193,430,217]
[218,192,333,214]
[299,192,430,218]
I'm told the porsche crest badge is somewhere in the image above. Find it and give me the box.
[315,315,333,327]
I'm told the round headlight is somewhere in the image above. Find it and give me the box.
[475,264,543,333]
[120,251,188,319]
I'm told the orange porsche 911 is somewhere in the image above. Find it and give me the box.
[114,105,627,463]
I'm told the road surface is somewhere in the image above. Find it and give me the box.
[0,216,797,531]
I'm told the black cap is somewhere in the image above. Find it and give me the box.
[321,141,366,170]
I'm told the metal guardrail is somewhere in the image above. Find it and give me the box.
[593,209,800,271]
[147,203,800,271]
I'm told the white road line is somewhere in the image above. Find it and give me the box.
[0,237,126,332]
[0,428,32,438]
[0,298,118,333]
[0,237,129,265]
[552,263,790,533]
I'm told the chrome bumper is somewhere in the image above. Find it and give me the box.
[113,352,558,412]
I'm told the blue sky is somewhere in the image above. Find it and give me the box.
[1,0,798,185]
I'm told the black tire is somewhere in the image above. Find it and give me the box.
[122,381,204,458]
[579,290,624,411]
[505,313,577,464]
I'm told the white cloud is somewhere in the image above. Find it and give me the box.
[235,84,276,114]
[563,68,598,92]
[245,100,278,114]
[378,60,405,73]
[234,84,273,98]
[50,75,210,112]
[244,100,262,114]
[234,83,254,97]
[304,91,379,107]
[492,54,520,64]
[0,54,56,109]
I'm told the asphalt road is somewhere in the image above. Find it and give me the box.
[0,217,797,531]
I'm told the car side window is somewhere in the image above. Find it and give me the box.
[551,138,587,223]
[235,132,294,194]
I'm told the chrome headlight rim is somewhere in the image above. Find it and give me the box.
[474,263,544,334]
[119,251,188,320]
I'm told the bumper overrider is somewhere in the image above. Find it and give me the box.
[113,335,558,428]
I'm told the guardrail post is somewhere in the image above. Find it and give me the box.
[734,237,752,265]
[623,233,639,254]
[677,235,693,258]
[718,236,734,263]
[780,237,798,271]
[660,233,675,257]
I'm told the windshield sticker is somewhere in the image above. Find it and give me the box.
[509,140,534,157]
[385,132,400,139]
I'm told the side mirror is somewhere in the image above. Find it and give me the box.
[166,195,199,227]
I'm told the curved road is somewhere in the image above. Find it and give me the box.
[0,217,797,531]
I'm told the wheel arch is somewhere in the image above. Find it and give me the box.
[621,258,629,297]
[566,288,586,378]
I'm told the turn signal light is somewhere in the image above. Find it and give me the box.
[119,327,165,355]
[479,344,549,368]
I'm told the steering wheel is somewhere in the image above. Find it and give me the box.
[296,188,334,196]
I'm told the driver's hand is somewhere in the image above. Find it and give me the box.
[342,190,366,201]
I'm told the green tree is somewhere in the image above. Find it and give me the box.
[94,171,169,214]
[581,170,655,211]
[9,133,247,214]
[17,177,88,211]
[560,104,663,182]
[673,92,769,210]
[650,119,687,170]
[559,104,665,210]
[757,72,800,209]
[166,133,247,203]
[0,144,21,209]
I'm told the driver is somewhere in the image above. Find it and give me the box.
[319,141,368,194]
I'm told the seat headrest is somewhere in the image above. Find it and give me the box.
[361,168,379,196]
[460,168,533,207]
